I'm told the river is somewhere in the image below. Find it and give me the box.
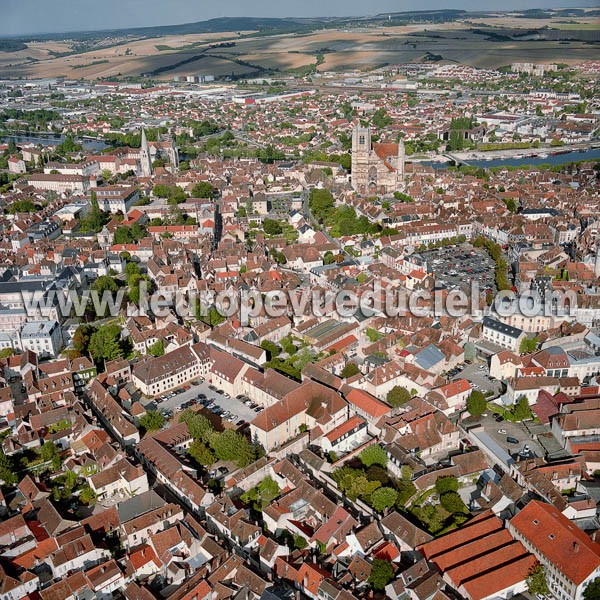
[1,134,109,152]
[421,147,600,170]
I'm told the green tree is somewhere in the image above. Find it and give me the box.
[281,336,297,356]
[80,484,97,506]
[188,440,215,466]
[435,476,459,494]
[0,449,17,485]
[147,339,164,357]
[241,476,280,509]
[139,410,165,432]
[92,275,119,295]
[368,559,394,590]
[463,342,477,363]
[366,328,384,342]
[8,200,36,214]
[125,261,141,284]
[387,386,411,407]
[209,430,256,467]
[113,223,147,245]
[323,251,336,265]
[519,336,539,354]
[263,218,283,236]
[396,479,416,507]
[128,275,153,305]
[79,190,108,233]
[40,441,61,470]
[512,396,532,422]
[73,324,93,355]
[0,348,15,358]
[197,306,225,328]
[341,363,359,378]
[192,181,215,198]
[260,340,280,360]
[466,391,487,417]
[359,444,388,468]
[180,410,214,444]
[88,324,123,363]
[309,188,334,223]
[393,191,414,203]
[293,535,307,549]
[372,108,392,129]
[583,577,600,600]
[371,487,398,512]
[440,491,467,514]
[527,564,550,597]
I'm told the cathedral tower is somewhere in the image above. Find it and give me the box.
[351,125,371,192]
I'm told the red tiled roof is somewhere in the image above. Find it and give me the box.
[510,500,600,585]
[419,511,536,600]
[326,335,358,353]
[346,388,390,419]
[325,415,364,443]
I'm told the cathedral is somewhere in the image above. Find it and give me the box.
[351,125,405,196]
[133,128,179,177]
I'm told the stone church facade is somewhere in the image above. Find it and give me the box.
[351,125,405,195]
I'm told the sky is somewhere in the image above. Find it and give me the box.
[1,0,596,36]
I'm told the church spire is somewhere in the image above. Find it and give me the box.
[139,127,152,178]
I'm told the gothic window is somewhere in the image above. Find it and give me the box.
[359,135,365,145]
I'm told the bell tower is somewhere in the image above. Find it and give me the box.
[397,138,405,179]
[351,125,371,192]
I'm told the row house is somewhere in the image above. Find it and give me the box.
[250,380,348,452]
[88,458,149,503]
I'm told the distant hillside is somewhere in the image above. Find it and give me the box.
[4,17,322,42]
[3,10,474,42]
[0,40,27,51]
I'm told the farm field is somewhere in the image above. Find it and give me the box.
[0,12,598,80]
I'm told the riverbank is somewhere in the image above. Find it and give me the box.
[0,133,109,152]
[449,142,600,163]
[412,144,600,170]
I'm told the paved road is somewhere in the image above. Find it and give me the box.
[146,379,260,424]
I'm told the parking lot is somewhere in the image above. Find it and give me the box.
[422,244,496,294]
[451,362,503,397]
[147,380,260,426]
[476,413,545,459]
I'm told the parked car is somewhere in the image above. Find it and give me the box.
[506,436,519,445]
[495,414,504,422]
[497,429,507,435]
